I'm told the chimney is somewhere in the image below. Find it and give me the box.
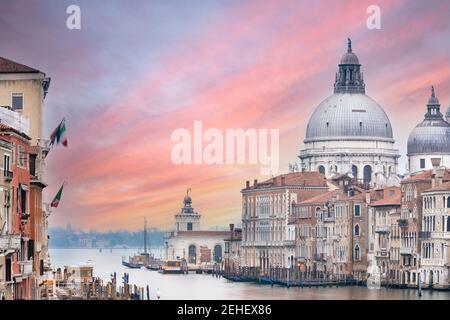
[431,158,444,187]
[229,224,235,240]
[281,176,286,186]
[253,179,258,187]
[246,180,250,189]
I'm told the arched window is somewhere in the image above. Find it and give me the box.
[363,165,372,185]
[447,197,450,209]
[447,216,450,232]
[354,245,360,261]
[354,224,360,236]
[318,165,325,176]
[188,245,197,264]
[351,165,358,179]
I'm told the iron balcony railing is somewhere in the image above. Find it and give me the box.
[375,225,390,233]
[400,247,413,255]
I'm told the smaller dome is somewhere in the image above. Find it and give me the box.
[183,195,192,205]
[407,87,450,155]
[340,52,359,65]
[340,38,360,65]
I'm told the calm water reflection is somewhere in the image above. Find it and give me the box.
[50,248,450,300]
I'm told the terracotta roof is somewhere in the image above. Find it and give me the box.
[0,123,31,140]
[245,171,328,190]
[423,182,450,193]
[402,169,450,183]
[298,189,345,205]
[370,194,401,207]
[0,56,40,73]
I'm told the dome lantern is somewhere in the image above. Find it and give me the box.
[334,38,365,94]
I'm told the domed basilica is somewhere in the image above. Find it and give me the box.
[407,86,450,174]
[299,39,400,185]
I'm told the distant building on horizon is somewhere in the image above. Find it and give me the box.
[164,191,230,265]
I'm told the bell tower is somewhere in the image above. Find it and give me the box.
[174,188,201,233]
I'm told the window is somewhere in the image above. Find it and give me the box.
[354,224,360,236]
[354,245,360,261]
[17,145,27,168]
[354,204,361,217]
[3,154,10,175]
[29,154,36,176]
[420,159,425,169]
[187,222,193,231]
[11,93,23,110]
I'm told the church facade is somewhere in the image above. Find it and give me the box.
[164,191,229,265]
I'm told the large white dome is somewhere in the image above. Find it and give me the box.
[305,93,394,143]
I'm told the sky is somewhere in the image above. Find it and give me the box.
[0,0,449,231]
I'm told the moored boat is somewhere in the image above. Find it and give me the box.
[159,259,187,274]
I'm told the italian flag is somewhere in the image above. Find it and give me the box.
[50,118,68,147]
[51,184,64,208]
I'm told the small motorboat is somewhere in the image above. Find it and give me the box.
[159,259,187,274]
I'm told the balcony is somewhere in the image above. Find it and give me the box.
[0,234,21,250]
[375,249,389,258]
[400,247,413,255]
[331,235,340,241]
[324,216,335,222]
[375,225,390,233]
[20,260,33,276]
[283,240,295,247]
[3,170,13,181]
[397,219,408,228]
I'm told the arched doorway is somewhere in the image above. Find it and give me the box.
[188,245,196,264]
[213,244,222,263]
[318,165,325,176]
[363,165,372,185]
[429,270,433,286]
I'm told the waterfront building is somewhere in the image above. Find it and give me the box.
[0,56,51,299]
[0,123,33,299]
[0,138,14,299]
[240,172,329,273]
[292,189,344,278]
[399,163,450,286]
[165,191,229,266]
[368,187,402,285]
[223,224,242,274]
[407,87,450,174]
[420,182,450,289]
[299,39,400,183]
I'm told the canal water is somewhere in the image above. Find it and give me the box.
[50,248,450,300]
